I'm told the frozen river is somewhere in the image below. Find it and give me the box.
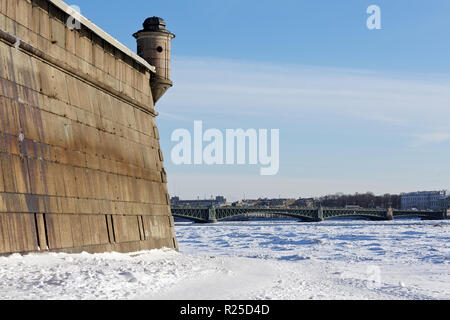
[171,218,450,299]
[0,219,448,300]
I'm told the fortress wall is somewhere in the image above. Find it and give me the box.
[0,0,178,254]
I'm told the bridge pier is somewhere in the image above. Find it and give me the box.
[315,207,324,222]
[208,207,218,224]
[385,208,394,221]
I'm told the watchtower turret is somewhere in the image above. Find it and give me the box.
[133,17,175,104]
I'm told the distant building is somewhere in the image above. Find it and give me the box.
[171,196,227,207]
[238,200,258,207]
[291,198,315,208]
[249,198,295,207]
[231,198,295,207]
[401,190,449,210]
[215,196,226,204]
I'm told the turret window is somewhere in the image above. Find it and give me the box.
[156,46,163,53]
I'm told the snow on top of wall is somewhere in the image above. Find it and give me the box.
[49,0,156,73]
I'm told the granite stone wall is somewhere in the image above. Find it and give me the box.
[0,0,178,254]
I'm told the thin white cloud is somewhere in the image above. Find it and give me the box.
[410,133,450,147]
[161,56,450,131]
[355,113,408,127]
[158,111,193,123]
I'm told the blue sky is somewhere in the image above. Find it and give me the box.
[73,0,450,200]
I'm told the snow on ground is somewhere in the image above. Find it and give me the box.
[0,219,448,300]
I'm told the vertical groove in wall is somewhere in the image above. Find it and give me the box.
[33,213,41,249]
[105,214,112,244]
[109,215,116,243]
[42,213,50,250]
[140,216,146,240]
[137,216,142,241]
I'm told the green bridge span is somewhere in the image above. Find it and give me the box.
[171,206,449,223]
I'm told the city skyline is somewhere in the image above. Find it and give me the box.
[170,188,450,203]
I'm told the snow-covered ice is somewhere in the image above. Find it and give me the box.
[0,219,448,300]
